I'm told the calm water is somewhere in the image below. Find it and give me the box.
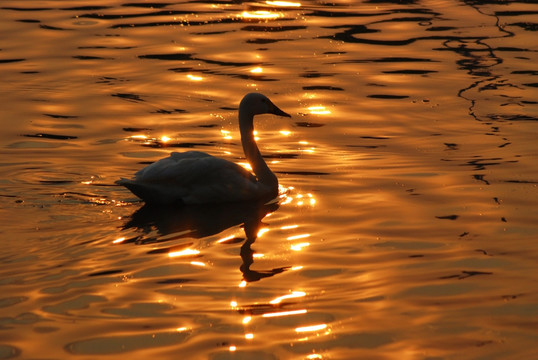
[1,0,537,359]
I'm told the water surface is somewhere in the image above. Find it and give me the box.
[1,0,537,359]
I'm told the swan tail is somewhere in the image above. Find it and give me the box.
[116,178,183,205]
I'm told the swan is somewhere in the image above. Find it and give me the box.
[116,93,291,204]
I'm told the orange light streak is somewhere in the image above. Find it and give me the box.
[291,242,310,251]
[257,228,269,237]
[262,309,307,318]
[220,129,232,140]
[266,1,301,6]
[270,291,306,304]
[287,233,310,241]
[190,261,206,267]
[130,135,147,140]
[308,106,331,115]
[241,11,281,19]
[217,235,236,243]
[112,237,125,244]
[168,248,200,257]
[295,324,327,333]
[187,74,203,81]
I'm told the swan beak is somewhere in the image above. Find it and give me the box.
[270,103,291,118]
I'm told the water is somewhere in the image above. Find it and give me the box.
[1,0,537,358]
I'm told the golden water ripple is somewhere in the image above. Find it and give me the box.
[0,0,537,358]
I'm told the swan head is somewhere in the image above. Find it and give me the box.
[240,93,291,118]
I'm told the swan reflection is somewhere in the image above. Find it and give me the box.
[122,199,275,239]
[240,237,290,283]
[121,199,290,282]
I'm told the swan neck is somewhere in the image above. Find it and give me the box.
[239,110,278,191]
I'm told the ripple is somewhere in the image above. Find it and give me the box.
[294,121,325,127]
[62,6,111,11]
[110,18,237,29]
[246,38,291,44]
[111,93,145,102]
[302,85,344,91]
[1,1,538,358]
[42,295,107,315]
[241,25,307,32]
[122,2,171,9]
[138,53,194,61]
[347,56,437,63]
[6,141,72,149]
[382,69,437,74]
[22,133,78,140]
[210,351,278,360]
[72,55,113,60]
[78,9,193,20]
[0,345,20,359]
[287,331,394,352]
[88,269,123,277]
[1,6,52,11]
[43,113,79,119]
[367,94,409,99]
[435,215,459,220]
[39,24,71,31]
[0,59,25,63]
[102,302,176,318]
[65,330,191,355]
[0,296,28,308]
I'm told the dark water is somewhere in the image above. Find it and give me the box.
[0,0,537,359]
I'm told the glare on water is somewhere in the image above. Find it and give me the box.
[0,0,537,359]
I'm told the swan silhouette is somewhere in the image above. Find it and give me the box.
[116,93,291,204]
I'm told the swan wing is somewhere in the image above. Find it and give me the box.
[117,151,264,204]
[133,151,213,182]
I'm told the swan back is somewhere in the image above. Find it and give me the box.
[117,151,271,204]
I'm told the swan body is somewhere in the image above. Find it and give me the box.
[116,93,291,204]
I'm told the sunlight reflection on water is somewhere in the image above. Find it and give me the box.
[0,0,537,359]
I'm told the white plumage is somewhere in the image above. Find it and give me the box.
[116,93,291,204]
